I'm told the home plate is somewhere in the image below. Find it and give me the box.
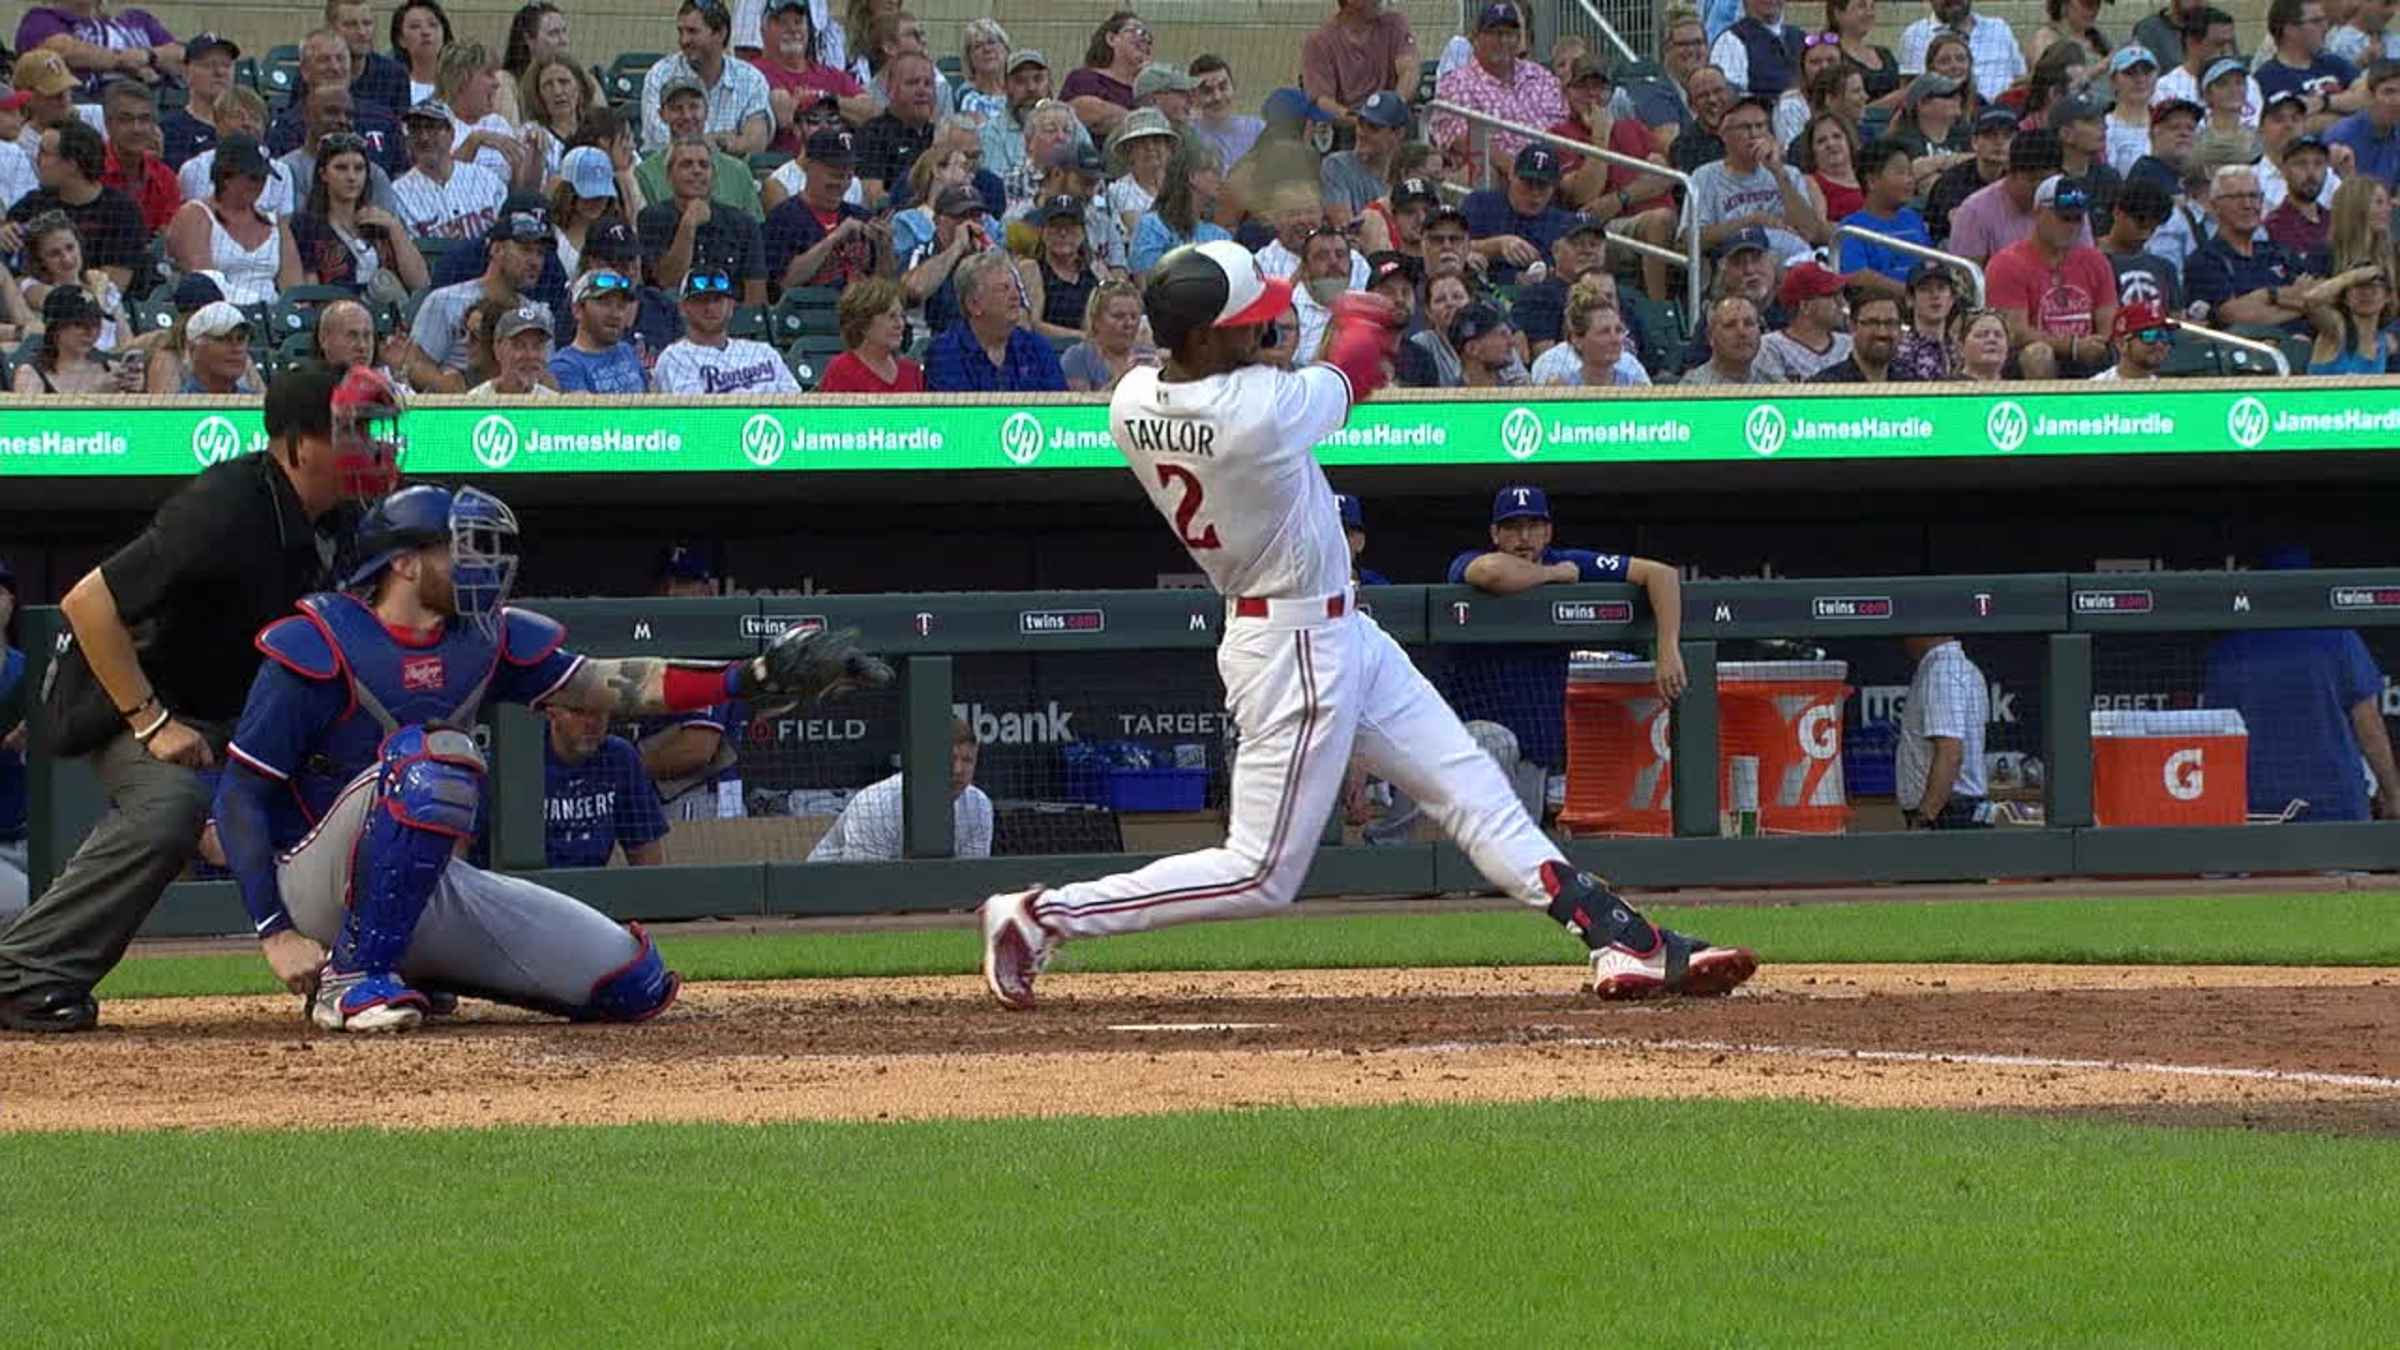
[1107,1022,1283,1032]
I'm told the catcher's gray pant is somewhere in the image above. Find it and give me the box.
[0,839,27,925]
[281,772,646,1009]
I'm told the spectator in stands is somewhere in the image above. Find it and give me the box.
[1896,633,1990,829]
[2267,133,2337,268]
[638,134,768,302]
[1363,250,1421,334]
[2189,163,2313,327]
[2153,9,2258,126]
[1984,173,2118,375]
[1303,0,1421,122]
[1286,223,1359,361]
[124,268,213,390]
[1352,170,1433,258]
[331,1,411,118]
[469,298,556,394]
[1711,0,1806,98]
[2102,177,2183,311]
[1925,105,2013,242]
[2088,296,2178,376]
[1552,58,1676,239]
[1899,0,2028,97]
[1105,108,1177,233]
[1514,218,1615,354]
[2257,0,2362,122]
[178,300,261,393]
[1530,281,1650,385]
[572,219,684,366]
[13,209,130,345]
[2105,45,2162,172]
[1188,54,1266,169]
[890,139,981,260]
[1950,129,2090,262]
[857,51,941,203]
[96,81,176,236]
[165,136,297,307]
[1808,286,1909,379]
[2030,0,2112,68]
[2331,0,2400,65]
[1460,144,1578,286]
[1799,109,1866,220]
[2331,173,2398,277]
[0,247,40,347]
[2204,546,2400,821]
[1952,304,2012,377]
[2018,42,2094,131]
[807,716,992,863]
[2051,90,2123,224]
[2259,92,2338,206]
[391,0,452,107]
[1668,65,1737,175]
[767,128,886,289]
[1017,194,1101,340]
[542,146,615,274]
[1688,93,1832,264]
[1397,270,1475,384]
[385,208,550,390]
[1061,278,1151,390]
[925,248,1065,391]
[1890,260,1964,375]
[900,183,989,332]
[1682,294,1767,385]
[1773,34,1847,146]
[462,296,515,389]
[637,80,764,217]
[952,18,1014,125]
[11,285,130,393]
[517,55,602,181]
[1252,179,1366,290]
[1129,135,1229,272]
[1061,11,1150,137]
[1450,300,1527,386]
[1839,138,1932,294]
[1918,31,1983,112]
[653,267,798,392]
[854,9,958,115]
[819,274,923,391]
[1755,259,1854,378]
[2129,95,2202,193]
[1831,0,1905,107]
[5,121,146,289]
[157,31,236,168]
[391,98,503,240]
[2194,55,2256,138]
[1430,5,1566,182]
[752,0,872,155]
[435,43,536,191]
[1320,92,1409,225]
[1134,63,1196,125]
[1415,200,1476,286]
[179,91,292,220]
[642,0,774,157]
[551,268,650,392]
[1613,9,1707,155]
[270,29,406,173]
[987,87,1075,216]
[540,704,668,869]
[2327,58,2400,181]
[311,298,398,386]
[2301,260,2395,369]
[13,0,183,95]
[294,132,426,296]
[277,87,402,215]
[492,3,569,126]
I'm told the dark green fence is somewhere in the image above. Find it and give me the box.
[16,570,2400,937]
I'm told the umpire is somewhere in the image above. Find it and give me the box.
[0,363,372,1032]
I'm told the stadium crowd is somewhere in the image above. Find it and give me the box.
[2,0,2398,395]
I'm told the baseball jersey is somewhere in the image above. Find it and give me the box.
[390,161,505,241]
[1109,363,1355,600]
[806,772,994,861]
[1441,546,1632,768]
[544,733,670,868]
[654,336,801,394]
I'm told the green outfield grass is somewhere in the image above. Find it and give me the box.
[95,891,2400,1001]
[11,1098,2396,1347]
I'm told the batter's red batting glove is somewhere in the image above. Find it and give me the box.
[1319,291,1404,401]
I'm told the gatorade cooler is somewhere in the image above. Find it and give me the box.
[1561,659,1674,836]
[2090,709,2249,827]
[1719,660,1854,834]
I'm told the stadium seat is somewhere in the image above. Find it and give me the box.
[730,304,769,339]
[769,287,841,342]
[936,54,963,80]
[784,333,844,388]
[602,53,664,105]
[2278,335,2315,373]
[2159,331,2221,376]
[1620,290,1684,374]
[412,236,458,275]
[266,330,316,380]
[234,55,261,93]
[261,44,303,99]
[748,151,792,179]
[1415,59,1438,103]
[267,284,358,343]
[2223,342,2291,378]
[128,292,175,337]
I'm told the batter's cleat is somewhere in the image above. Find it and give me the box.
[309,968,431,1033]
[979,888,1055,1011]
[1589,926,1758,1000]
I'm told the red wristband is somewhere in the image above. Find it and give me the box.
[662,663,734,712]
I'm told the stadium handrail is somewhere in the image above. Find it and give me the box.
[1571,0,1644,65]
[1831,225,1988,307]
[2174,319,2294,378]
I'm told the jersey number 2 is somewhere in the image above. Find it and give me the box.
[1155,463,1222,550]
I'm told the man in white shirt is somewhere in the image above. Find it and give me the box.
[1898,0,2029,99]
[808,718,994,862]
[654,267,801,393]
[390,99,504,240]
[1253,181,1372,289]
[641,0,775,155]
[1897,634,1991,829]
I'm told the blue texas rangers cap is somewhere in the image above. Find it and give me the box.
[1492,485,1550,523]
[1334,493,1365,529]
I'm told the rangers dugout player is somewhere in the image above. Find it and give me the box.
[214,479,891,1033]
[979,240,1757,1007]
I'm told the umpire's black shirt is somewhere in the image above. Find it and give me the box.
[96,453,335,723]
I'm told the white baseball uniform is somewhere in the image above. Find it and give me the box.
[1030,362,1566,940]
[390,161,505,241]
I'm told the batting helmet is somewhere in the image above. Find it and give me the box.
[1143,239,1294,353]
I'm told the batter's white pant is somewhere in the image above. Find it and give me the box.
[0,839,27,925]
[1031,603,1563,940]
[280,773,645,1008]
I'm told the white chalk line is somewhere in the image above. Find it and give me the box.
[1107,1023,1284,1033]
[1402,1033,2400,1092]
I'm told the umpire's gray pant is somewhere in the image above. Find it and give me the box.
[0,730,211,997]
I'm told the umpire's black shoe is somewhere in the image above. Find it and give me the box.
[0,987,100,1033]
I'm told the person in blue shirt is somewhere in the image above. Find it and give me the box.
[543,704,669,869]
[550,268,653,392]
[2202,546,2400,821]
[1839,137,1935,295]
[1461,144,1582,287]
[924,249,1068,391]
[2326,59,2400,185]
[2253,0,2359,115]
[0,560,26,921]
[626,545,747,821]
[1442,485,1687,788]
[1335,493,1391,586]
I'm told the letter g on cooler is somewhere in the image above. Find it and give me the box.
[2164,746,2205,801]
[740,412,787,468]
[1499,406,1543,461]
[999,411,1044,466]
[471,414,521,469]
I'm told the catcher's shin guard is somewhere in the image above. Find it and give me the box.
[338,726,482,976]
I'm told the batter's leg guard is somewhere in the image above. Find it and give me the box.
[337,726,484,980]
[1542,861,1758,999]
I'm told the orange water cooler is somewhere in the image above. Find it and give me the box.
[1560,661,1675,836]
[2090,710,2249,826]
[1562,659,1854,836]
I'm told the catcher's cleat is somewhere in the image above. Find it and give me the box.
[979,888,1055,1010]
[309,968,430,1033]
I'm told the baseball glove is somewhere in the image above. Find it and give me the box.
[732,625,894,716]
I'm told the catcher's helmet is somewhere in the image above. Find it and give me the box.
[1143,239,1294,353]
[343,485,521,639]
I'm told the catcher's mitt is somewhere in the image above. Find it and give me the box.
[732,625,894,716]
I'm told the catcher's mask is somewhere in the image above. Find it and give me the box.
[331,366,408,501]
[344,485,521,640]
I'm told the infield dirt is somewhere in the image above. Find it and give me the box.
[5,963,2397,1135]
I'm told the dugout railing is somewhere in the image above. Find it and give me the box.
[14,570,2400,937]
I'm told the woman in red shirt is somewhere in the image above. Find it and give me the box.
[817,275,925,392]
[1799,112,1865,221]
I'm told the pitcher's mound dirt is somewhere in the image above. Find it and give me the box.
[4,964,2395,1134]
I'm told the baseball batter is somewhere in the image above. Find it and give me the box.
[215,481,890,1032]
[980,240,1757,1006]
